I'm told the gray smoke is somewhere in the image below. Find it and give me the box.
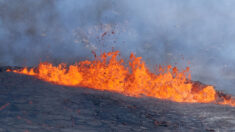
[0,0,235,94]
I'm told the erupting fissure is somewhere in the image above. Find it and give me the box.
[8,51,235,106]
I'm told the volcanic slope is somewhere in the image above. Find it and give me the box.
[0,69,235,131]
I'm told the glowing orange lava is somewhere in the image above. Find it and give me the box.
[9,51,235,106]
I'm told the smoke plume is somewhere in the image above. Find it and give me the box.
[1,0,235,94]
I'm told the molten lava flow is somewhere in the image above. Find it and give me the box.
[9,51,235,106]
[219,98,235,106]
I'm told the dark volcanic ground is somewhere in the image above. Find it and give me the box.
[0,70,235,132]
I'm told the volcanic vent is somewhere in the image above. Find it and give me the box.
[7,51,235,106]
[2,51,235,131]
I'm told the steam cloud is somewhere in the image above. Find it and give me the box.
[1,0,235,94]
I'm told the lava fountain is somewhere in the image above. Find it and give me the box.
[7,51,235,106]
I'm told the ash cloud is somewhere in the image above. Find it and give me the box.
[1,0,235,93]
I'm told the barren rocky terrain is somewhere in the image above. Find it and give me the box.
[0,69,235,132]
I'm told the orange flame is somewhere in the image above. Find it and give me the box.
[9,51,235,106]
[218,98,235,106]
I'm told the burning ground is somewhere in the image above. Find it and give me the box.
[1,66,235,131]
[1,51,235,131]
[7,51,235,106]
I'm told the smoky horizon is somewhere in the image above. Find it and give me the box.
[1,0,235,94]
